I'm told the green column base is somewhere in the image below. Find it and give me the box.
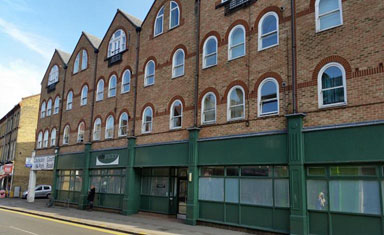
[121,197,139,215]
[290,214,308,235]
[78,194,88,210]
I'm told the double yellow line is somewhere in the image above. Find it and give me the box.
[0,208,146,235]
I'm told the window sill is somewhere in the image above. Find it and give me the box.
[227,54,245,62]
[227,117,246,123]
[153,32,163,38]
[258,43,279,52]
[121,90,130,94]
[319,102,347,110]
[168,25,179,32]
[170,126,182,131]
[201,121,216,127]
[144,84,154,88]
[172,74,184,79]
[258,112,279,118]
[202,64,217,70]
[316,24,343,34]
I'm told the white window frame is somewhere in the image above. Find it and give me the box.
[37,132,43,149]
[63,125,70,145]
[142,107,153,134]
[108,75,117,97]
[93,118,102,141]
[169,1,180,29]
[154,6,165,37]
[315,0,343,32]
[144,60,155,87]
[258,12,279,51]
[48,65,59,86]
[66,91,73,110]
[203,36,218,69]
[105,115,114,139]
[47,99,52,116]
[73,53,80,74]
[118,112,129,137]
[43,130,49,148]
[172,49,185,78]
[81,49,88,70]
[50,128,56,147]
[54,97,60,114]
[227,86,245,121]
[41,101,46,118]
[96,80,104,101]
[121,70,131,94]
[317,62,347,108]
[108,29,126,57]
[81,85,88,106]
[170,100,183,129]
[228,25,246,61]
[257,78,280,117]
[201,92,217,125]
[77,122,85,143]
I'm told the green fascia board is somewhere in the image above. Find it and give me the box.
[198,133,288,165]
[135,142,189,167]
[57,153,85,169]
[304,124,384,163]
[89,148,128,168]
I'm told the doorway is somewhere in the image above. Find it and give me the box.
[177,168,188,219]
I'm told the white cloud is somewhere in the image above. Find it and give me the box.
[0,17,58,60]
[0,59,43,117]
[2,0,32,12]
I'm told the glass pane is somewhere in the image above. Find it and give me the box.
[171,8,179,27]
[307,180,328,210]
[226,167,239,176]
[274,166,289,177]
[231,28,244,45]
[152,168,169,176]
[322,66,343,89]
[231,44,245,58]
[201,167,224,176]
[174,65,184,77]
[151,177,169,196]
[155,17,163,35]
[330,180,380,215]
[225,178,239,203]
[319,0,340,15]
[230,105,244,119]
[262,100,278,114]
[241,166,270,177]
[206,38,217,55]
[230,88,243,106]
[60,176,70,191]
[262,15,277,35]
[240,179,273,206]
[74,175,82,192]
[275,179,289,207]
[203,110,215,123]
[320,11,341,30]
[323,87,344,105]
[330,166,376,176]
[308,167,327,176]
[205,54,217,67]
[141,177,151,195]
[100,176,109,193]
[198,178,224,201]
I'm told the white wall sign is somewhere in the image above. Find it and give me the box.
[96,154,119,166]
[32,155,55,171]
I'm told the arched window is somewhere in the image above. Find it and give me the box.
[37,131,43,149]
[93,118,102,141]
[202,93,216,124]
[121,70,131,93]
[227,86,245,121]
[119,112,129,137]
[48,65,59,85]
[258,78,279,116]
[170,1,180,29]
[47,99,52,116]
[203,36,218,68]
[258,12,279,50]
[63,125,70,145]
[40,101,46,118]
[73,53,80,73]
[50,128,56,147]
[315,0,343,32]
[145,60,155,86]
[96,80,104,101]
[170,100,183,129]
[43,130,49,148]
[105,115,114,139]
[142,107,153,133]
[81,85,88,106]
[66,91,73,110]
[81,50,88,70]
[172,49,185,78]
[77,122,85,143]
[154,6,164,36]
[318,62,347,107]
[228,25,245,60]
[108,29,126,57]
[108,75,117,97]
[54,96,60,114]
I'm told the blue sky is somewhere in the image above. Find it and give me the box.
[0,0,154,117]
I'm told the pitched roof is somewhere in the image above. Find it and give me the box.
[56,49,71,64]
[118,9,143,27]
[83,32,102,49]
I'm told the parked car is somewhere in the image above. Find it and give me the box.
[22,185,51,199]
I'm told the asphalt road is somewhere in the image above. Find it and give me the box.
[0,208,132,235]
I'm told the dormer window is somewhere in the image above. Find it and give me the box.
[170,1,180,29]
[48,65,59,86]
[108,29,126,57]
[154,6,164,37]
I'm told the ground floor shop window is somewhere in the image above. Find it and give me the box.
[141,168,172,197]
[307,165,381,215]
[57,170,82,191]
[89,169,125,194]
[198,166,289,207]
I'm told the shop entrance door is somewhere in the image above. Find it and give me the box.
[177,168,188,219]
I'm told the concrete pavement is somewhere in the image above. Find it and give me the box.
[0,198,252,235]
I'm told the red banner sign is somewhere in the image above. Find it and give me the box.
[3,164,13,174]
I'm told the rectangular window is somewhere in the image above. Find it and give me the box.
[274,179,289,207]
[308,167,327,176]
[225,178,239,203]
[241,166,270,177]
[240,178,273,206]
[201,167,224,177]
[226,167,239,176]
[141,177,151,195]
[274,166,289,177]
[150,177,169,196]
[198,178,224,202]
[307,180,328,211]
[330,166,376,176]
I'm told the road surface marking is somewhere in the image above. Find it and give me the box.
[10,226,39,235]
[0,208,145,235]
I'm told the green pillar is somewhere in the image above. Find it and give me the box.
[122,137,140,215]
[79,143,91,209]
[51,147,60,200]
[287,114,308,235]
[186,127,200,225]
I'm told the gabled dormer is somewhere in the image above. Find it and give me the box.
[42,49,70,94]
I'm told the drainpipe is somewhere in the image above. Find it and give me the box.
[57,63,67,145]
[131,27,141,137]
[290,0,297,113]
[193,0,201,127]
[88,49,99,141]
